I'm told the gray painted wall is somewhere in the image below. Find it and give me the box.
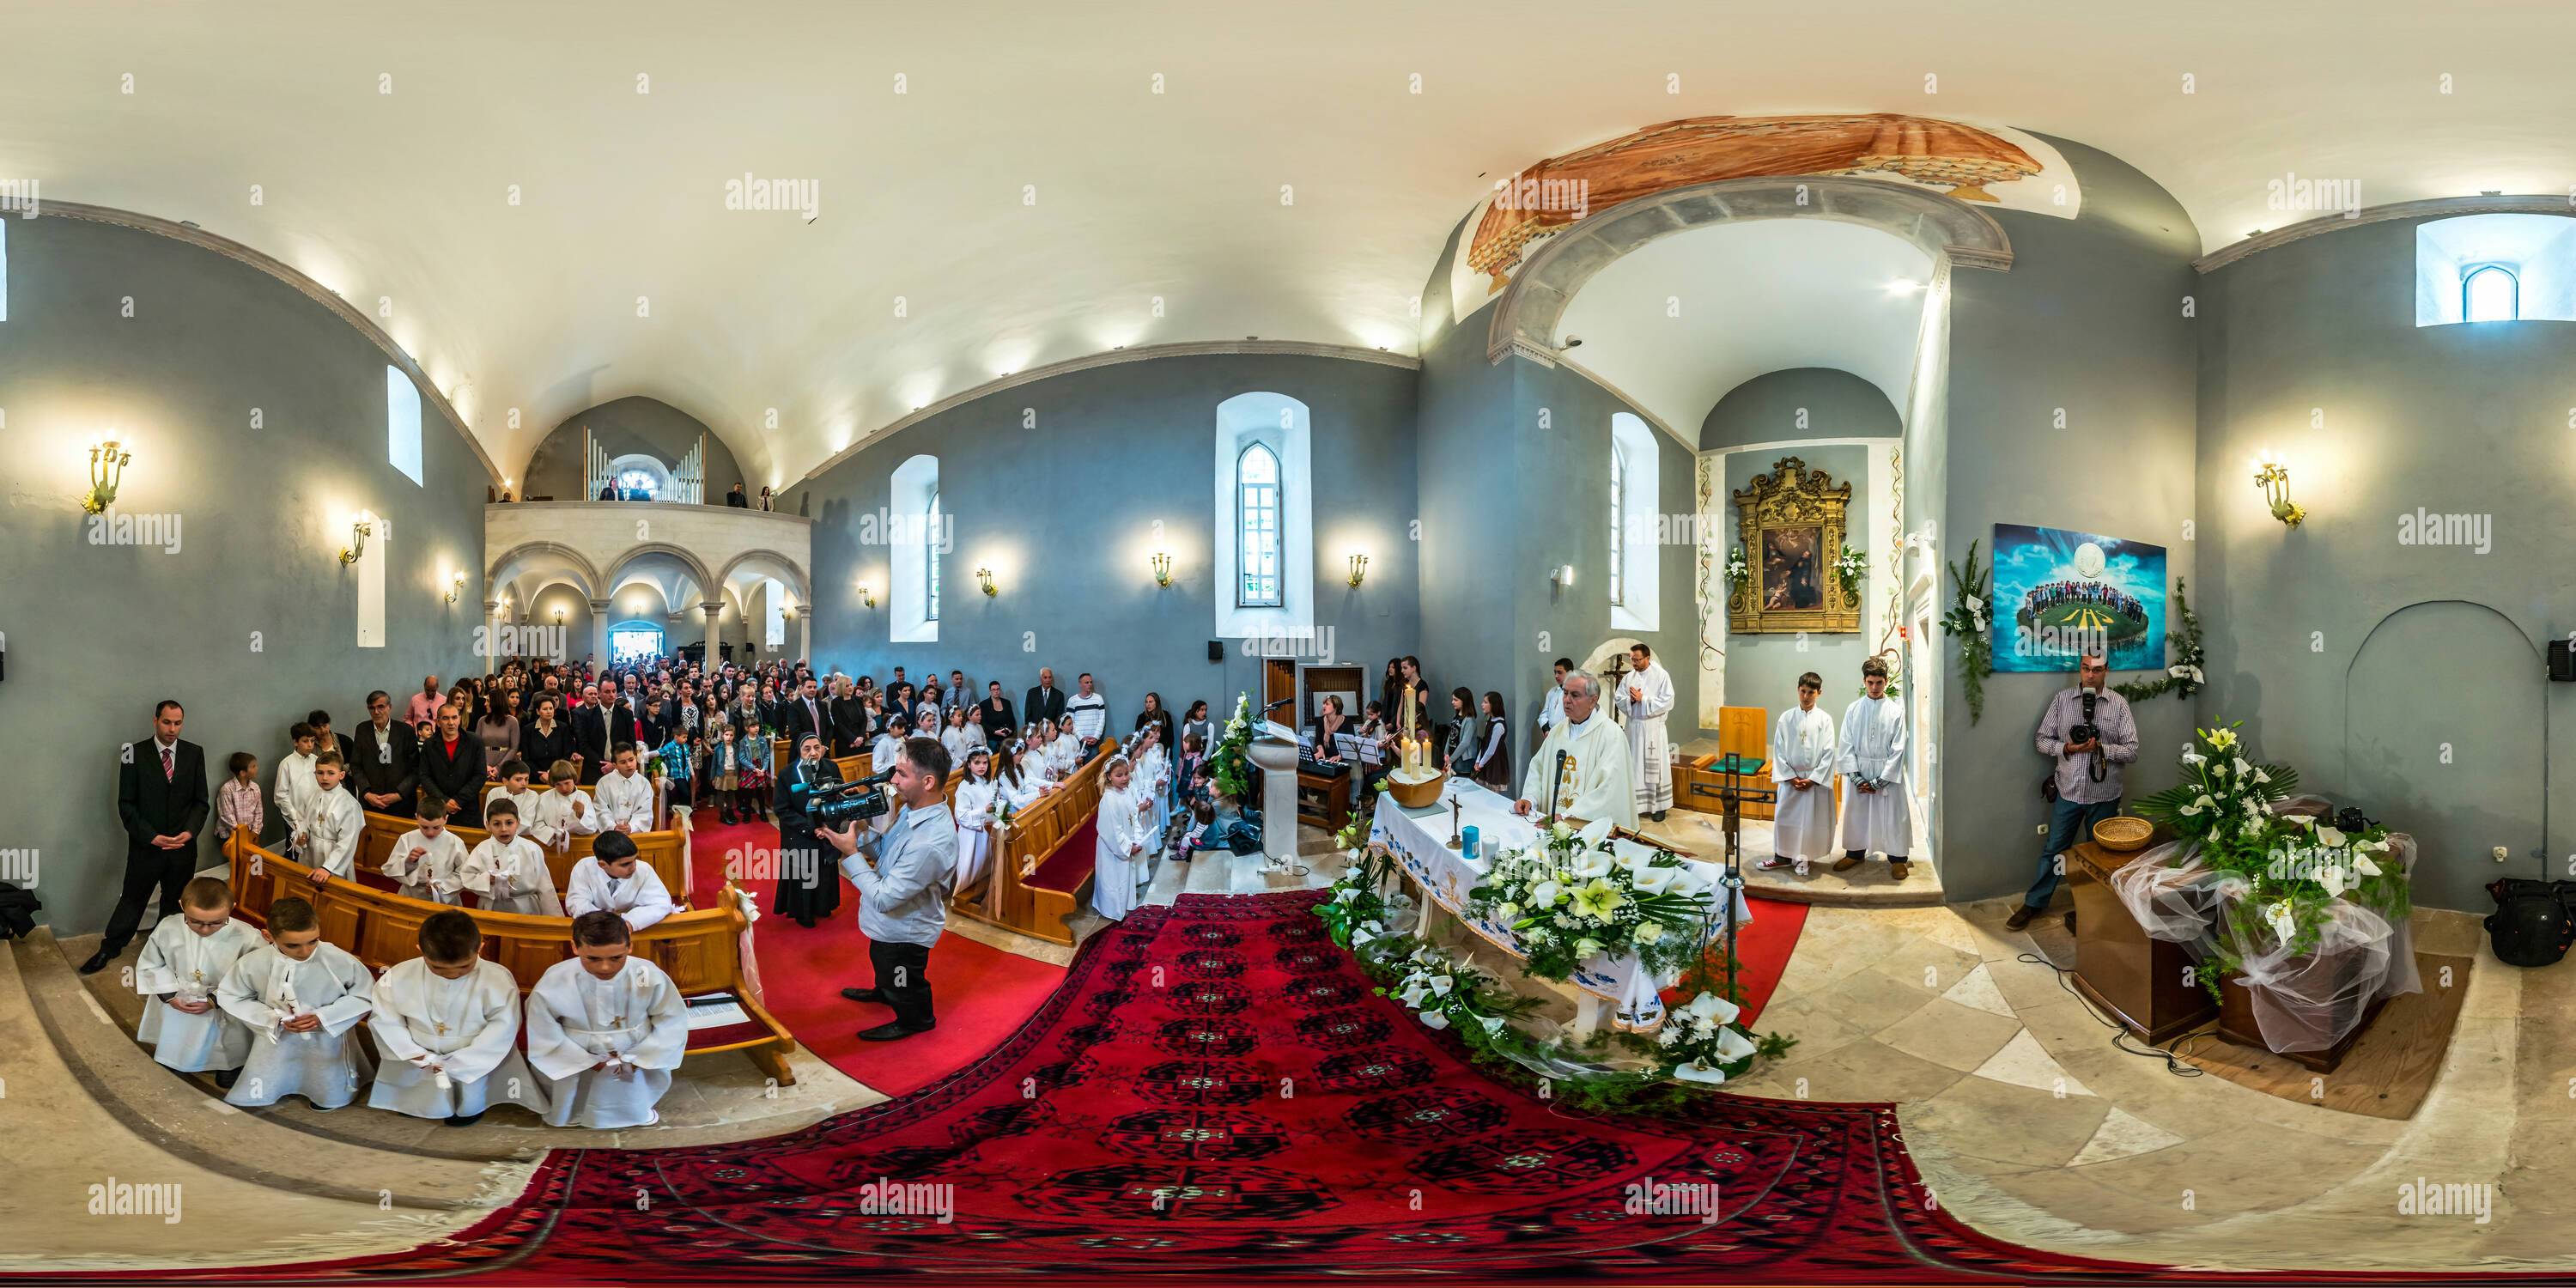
[2198,213,2573,910]
[1722,444,1873,720]
[0,215,489,933]
[799,352,1423,737]
[1702,367,1903,451]
[524,395,746,504]
[1935,134,2202,904]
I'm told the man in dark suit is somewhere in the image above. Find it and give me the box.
[418,702,488,827]
[978,681,1018,749]
[571,683,612,783]
[88,700,210,974]
[725,482,751,508]
[1024,667,1066,728]
[784,677,830,751]
[350,690,419,812]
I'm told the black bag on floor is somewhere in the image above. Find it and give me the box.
[2484,878,2576,967]
[0,880,39,940]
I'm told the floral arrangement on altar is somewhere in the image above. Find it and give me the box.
[2136,723,2409,999]
[1210,693,1256,801]
[1832,542,1868,608]
[1723,545,1750,588]
[1942,539,1994,724]
[2111,577,2208,705]
[1466,817,1714,982]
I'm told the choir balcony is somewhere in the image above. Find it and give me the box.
[483,500,816,666]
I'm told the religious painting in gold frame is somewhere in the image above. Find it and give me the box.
[1728,456,1859,635]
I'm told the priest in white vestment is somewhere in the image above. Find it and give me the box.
[216,898,374,1109]
[1761,672,1840,875]
[134,880,263,1077]
[1514,672,1637,829]
[368,910,550,1124]
[1836,659,1912,879]
[526,912,690,1128]
[1619,644,1677,820]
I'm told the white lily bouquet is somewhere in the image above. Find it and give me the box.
[1654,990,1761,1084]
[1467,817,1712,983]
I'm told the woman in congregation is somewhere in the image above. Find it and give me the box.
[477,692,521,779]
[520,694,576,782]
[951,745,999,900]
[1471,690,1512,790]
[771,734,842,928]
[1309,695,1353,763]
[1091,755,1151,922]
[1134,692,1176,756]
[1179,700,1214,762]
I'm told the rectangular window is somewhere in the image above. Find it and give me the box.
[386,366,422,485]
[1238,444,1282,607]
[0,218,9,321]
[1608,447,1625,606]
[927,492,942,622]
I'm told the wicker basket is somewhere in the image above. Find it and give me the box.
[1386,770,1449,810]
[2092,816,2154,852]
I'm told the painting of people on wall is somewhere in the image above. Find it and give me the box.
[1991,523,2169,672]
[1762,526,1824,611]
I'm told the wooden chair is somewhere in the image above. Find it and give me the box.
[224,829,797,1085]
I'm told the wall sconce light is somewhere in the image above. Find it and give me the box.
[1151,551,1173,586]
[975,567,997,597]
[444,571,467,603]
[781,599,799,622]
[339,516,374,565]
[1347,553,1369,587]
[553,607,566,624]
[1550,563,1575,589]
[858,585,877,609]
[84,438,132,515]
[2254,463,2305,527]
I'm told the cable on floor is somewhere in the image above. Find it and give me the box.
[2015,951,2208,1078]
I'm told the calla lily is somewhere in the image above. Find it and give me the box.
[1532,880,1564,908]
[1577,817,1615,847]
[1571,851,1616,881]
[1681,992,1741,1025]
[1712,1027,1759,1061]
[1479,1015,1506,1035]
[1398,982,1428,1008]
[2264,900,2298,945]
[1671,1059,1729,1085]
[2318,865,2348,898]
[2352,854,2382,878]
[1428,975,1453,997]
[2180,749,2207,767]
[2317,825,2347,848]
[1419,1011,1450,1030]
[2232,757,2253,777]
[1630,866,1682,895]
[2252,769,2271,784]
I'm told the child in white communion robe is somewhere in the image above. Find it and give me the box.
[367,909,551,1127]
[382,790,471,905]
[134,877,264,1087]
[461,799,566,916]
[563,829,676,931]
[215,895,374,1110]
[524,910,690,1128]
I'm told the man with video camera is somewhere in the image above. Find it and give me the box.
[819,737,956,1042]
[2009,652,2138,933]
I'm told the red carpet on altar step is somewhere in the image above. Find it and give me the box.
[687,816,1067,1098]
[146,889,2245,1285]
[1718,895,1805,1027]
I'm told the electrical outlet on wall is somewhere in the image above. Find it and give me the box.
[2038,823,2049,835]
[2494,846,2509,862]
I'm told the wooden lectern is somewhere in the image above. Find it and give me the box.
[2066,832,2217,1045]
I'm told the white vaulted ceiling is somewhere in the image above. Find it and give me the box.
[8,0,2575,483]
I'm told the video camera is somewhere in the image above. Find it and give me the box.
[808,768,896,826]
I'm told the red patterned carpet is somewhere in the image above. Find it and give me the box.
[71,889,2223,1286]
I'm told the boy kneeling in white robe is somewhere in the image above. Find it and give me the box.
[216,895,375,1110]
[525,909,689,1128]
[525,760,601,852]
[383,790,471,905]
[368,909,550,1127]
[462,798,566,916]
[565,829,676,931]
[135,877,264,1089]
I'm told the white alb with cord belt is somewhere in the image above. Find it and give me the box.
[524,954,688,1128]
[367,957,551,1120]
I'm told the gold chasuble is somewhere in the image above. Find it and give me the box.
[1518,712,1637,829]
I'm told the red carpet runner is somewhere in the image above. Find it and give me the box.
[689,816,1067,1097]
[172,890,2190,1285]
[1727,895,1806,1027]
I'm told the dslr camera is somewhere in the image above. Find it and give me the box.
[807,770,895,826]
[2068,690,2101,747]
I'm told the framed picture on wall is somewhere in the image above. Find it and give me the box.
[1728,456,1860,635]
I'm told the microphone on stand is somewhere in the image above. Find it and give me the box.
[1545,750,1567,825]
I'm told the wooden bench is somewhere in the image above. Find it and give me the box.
[358,807,690,902]
[948,737,1118,947]
[224,829,797,1085]
[774,738,868,783]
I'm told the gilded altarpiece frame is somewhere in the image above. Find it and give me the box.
[1728,456,1860,635]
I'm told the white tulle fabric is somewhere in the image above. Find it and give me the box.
[2106,795,2420,1053]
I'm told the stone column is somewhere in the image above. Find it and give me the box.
[798,610,812,664]
[703,600,723,666]
[589,598,611,668]
[483,599,501,675]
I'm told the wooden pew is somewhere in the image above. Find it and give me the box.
[357,807,690,903]
[774,738,868,783]
[948,737,1118,947]
[224,829,797,1085]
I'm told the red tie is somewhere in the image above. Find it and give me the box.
[161,745,173,781]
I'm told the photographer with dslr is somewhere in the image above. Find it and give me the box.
[821,737,956,1042]
[772,734,844,928]
[2010,653,2138,933]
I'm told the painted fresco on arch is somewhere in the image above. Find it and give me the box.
[1448,114,2080,322]
[1990,523,2168,673]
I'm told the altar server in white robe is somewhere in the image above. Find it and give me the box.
[595,744,658,833]
[1620,643,1678,821]
[216,896,374,1110]
[273,724,322,839]
[1513,672,1637,829]
[526,761,601,851]
[1761,672,1841,876]
[461,799,567,916]
[951,747,999,896]
[1091,756,1151,920]
[565,829,676,931]
[383,791,471,904]
[487,760,545,842]
[368,910,550,1126]
[1835,658,1913,880]
[526,911,690,1128]
[295,753,365,880]
[135,878,263,1082]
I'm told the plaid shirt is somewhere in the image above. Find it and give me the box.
[2034,687,2138,805]
[216,778,264,839]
